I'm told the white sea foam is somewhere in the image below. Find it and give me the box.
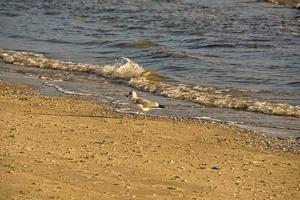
[1,48,299,117]
[44,81,91,96]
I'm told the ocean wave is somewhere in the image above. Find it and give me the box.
[1,48,299,117]
[286,81,300,87]
[112,39,158,48]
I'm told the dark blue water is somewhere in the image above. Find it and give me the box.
[0,0,299,136]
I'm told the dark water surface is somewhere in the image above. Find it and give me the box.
[0,0,299,136]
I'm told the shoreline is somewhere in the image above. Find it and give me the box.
[1,48,299,117]
[0,80,299,199]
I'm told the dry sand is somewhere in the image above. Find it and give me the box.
[0,80,299,200]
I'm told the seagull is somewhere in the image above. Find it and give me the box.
[127,91,165,113]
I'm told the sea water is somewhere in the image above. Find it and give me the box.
[0,0,299,137]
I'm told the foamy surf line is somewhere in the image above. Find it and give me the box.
[1,48,299,117]
[44,80,91,96]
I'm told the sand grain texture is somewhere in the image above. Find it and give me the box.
[0,81,299,200]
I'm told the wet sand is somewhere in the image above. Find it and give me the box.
[0,80,299,200]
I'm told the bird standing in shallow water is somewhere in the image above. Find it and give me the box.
[127,91,165,113]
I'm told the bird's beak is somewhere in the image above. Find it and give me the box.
[125,94,129,97]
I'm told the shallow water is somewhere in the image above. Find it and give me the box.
[0,0,299,137]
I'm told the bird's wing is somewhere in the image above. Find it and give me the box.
[135,98,159,107]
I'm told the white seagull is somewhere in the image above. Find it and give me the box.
[127,91,165,113]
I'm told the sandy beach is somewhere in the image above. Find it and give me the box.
[1,0,300,199]
[0,80,299,200]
